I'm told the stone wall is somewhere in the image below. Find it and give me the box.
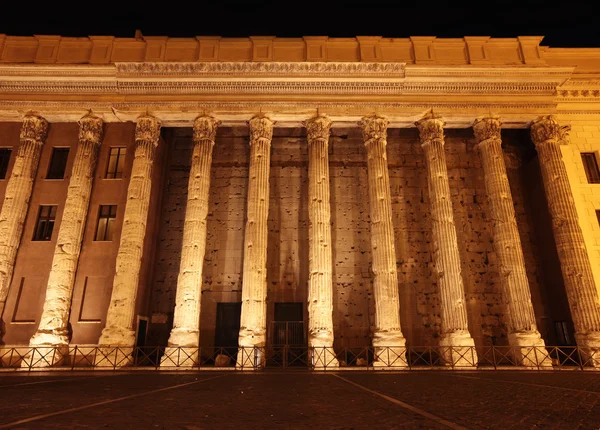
[146,125,569,350]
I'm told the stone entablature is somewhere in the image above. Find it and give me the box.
[0,35,588,68]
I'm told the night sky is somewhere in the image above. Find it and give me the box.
[0,0,597,48]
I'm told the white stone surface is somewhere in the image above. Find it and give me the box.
[416,112,477,366]
[531,115,600,367]
[29,114,104,349]
[98,115,161,348]
[0,115,48,320]
[474,117,549,366]
[237,116,273,369]
[306,115,338,368]
[360,115,407,367]
[162,116,220,367]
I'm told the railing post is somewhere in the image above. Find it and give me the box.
[576,347,584,370]
[533,346,540,370]
[71,345,77,370]
[492,346,497,370]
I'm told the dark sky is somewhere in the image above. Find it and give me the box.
[1,0,598,48]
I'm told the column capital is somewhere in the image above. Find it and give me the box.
[135,115,161,146]
[78,113,104,146]
[20,114,48,144]
[359,114,388,144]
[305,115,332,142]
[472,117,502,143]
[415,112,445,144]
[193,115,221,143]
[248,115,274,143]
[530,115,570,146]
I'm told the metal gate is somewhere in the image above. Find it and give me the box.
[268,321,308,367]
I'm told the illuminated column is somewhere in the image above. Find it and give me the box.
[305,115,338,368]
[98,115,161,349]
[531,115,600,366]
[0,114,48,321]
[237,115,273,369]
[29,114,104,350]
[162,116,220,367]
[473,117,549,367]
[416,112,477,367]
[359,114,407,367]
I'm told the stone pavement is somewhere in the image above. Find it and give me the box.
[0,370,598,429]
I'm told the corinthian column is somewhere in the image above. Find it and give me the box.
[98,115,161,352]
[531,115,600,366]
[415,112,477,367]
[359,115,407,367]
[29,114,104,352]
[305,115,338,369]
[0,114,48,322]
[162,116,220,367]
[473,117,549,367]
[237,115,273,369]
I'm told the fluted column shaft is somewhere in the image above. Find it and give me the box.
[359,115,406,352]
[416,113,475,351]
[167,116,220,349]
[531,116,600,350]
[474,118,547,356]
[99,116,161,346]
[30,114,104,347]
[306,116,335,350]
[0,115,48,321]
[237,116,273,363]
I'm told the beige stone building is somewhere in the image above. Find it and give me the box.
[0,34,599,368]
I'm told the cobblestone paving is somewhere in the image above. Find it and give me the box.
[0,371,598,429]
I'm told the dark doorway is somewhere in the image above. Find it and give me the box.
[270,302,306,367]
[215,302,242,357]
[134,317,152,366]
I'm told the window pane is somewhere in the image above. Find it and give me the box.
[106,148,126,179]
[33,205,57,241]
[46,148,69,179]
[94,205,117,241]
[95,218,108,241]
[581,153,600,184]
[0,149,12,179]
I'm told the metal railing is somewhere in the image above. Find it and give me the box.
[1,345,599,371]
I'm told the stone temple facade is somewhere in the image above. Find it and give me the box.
[0,34,600,368]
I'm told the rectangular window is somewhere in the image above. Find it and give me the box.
[105,147,126,179]
[581,152,600,184]
[596,210,600,227]
[33,205,57,241]
[94,205,117,241]
[46,148,70,179]
[0,148,12,179]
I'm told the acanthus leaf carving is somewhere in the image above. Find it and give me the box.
[305,115,332,143]
[193,116,221,143]
[359,114,388,144]
[473,117,502,143]
[530,115,569,145]
[248,115,274,143]
[20,114,48,144]
[415,111,445,144]
[135,115,161,145]
[78,113,104,146]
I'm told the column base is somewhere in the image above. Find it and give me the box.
[29,329,70,348]
[575,332,600,368]
[508,331,552,368]
[97,326,136,347]
[20,345,70,368]
[166,328,199,349]
[439,331,478,368]
[160,346,199,367]
[372,330,408,368]
[236,330,265,369]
